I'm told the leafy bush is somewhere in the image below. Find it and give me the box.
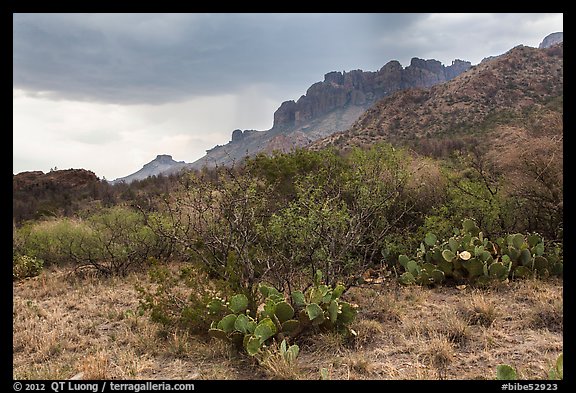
[259,144,434,287]
[15,206,171,275]
[15,218,92,266]
[143,167,272,298]
[136,262,232,334]
[13,254,43,280]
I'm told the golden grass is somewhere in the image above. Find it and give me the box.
[462,291,500,327]
[13,268,563,380]
[416,333,455,380]
[259,346,302,380]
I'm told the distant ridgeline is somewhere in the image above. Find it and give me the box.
[112,57,472,184]
[188,57,471,171]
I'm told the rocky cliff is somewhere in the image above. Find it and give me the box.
[311,43,563,152]
[272,59,471,130]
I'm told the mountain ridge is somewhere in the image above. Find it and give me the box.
[186,57,472,172]
[112,56,473,183]
[110,155,187,185]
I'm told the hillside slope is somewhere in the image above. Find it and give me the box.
[312,43,563,152]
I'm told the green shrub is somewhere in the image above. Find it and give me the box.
[15,206,171,275]
[13,254,43,280]
[16,218,92,266]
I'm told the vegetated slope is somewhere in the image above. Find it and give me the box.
[311,43,563,152]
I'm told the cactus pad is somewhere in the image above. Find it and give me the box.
[274,301,295,323]
[217,314,238,333]
[208,328,228,341]
[281,319,300,334]
[228,294,249,314]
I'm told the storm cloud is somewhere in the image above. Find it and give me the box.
[13,13,429,104]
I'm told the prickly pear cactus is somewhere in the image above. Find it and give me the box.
[398,220,562,286]
[206,270,358,356]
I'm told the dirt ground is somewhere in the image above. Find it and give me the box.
[13,266,562,380]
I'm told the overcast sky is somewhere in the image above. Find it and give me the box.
[13,13,563,180]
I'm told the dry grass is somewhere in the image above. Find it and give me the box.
[259,345,302,380]
[417,333,455,380]
[13,267,563,380]
[351,319,385,349]
[461,291,500,327]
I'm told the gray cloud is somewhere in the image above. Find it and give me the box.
[13,13,430,105]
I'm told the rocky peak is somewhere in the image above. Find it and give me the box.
[156,154,174,162]
[539,32,563,49]
[144,154,181,167]
[324,71,344,85]
[446,59,473,79]
[112,154,188,184]
[231,129,244,142]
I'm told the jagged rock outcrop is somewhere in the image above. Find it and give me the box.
[272,58,472,130]
[231,129,244,142]
[539,32,563,48]
[111,154,187,184]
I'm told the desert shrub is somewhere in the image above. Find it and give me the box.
[431,139,563,241]
[246,148,346,208]
[81,206,171,275]
[261,179,357,288]
[259,144,439,287]
[143,166,274,302]
[13,254,43,280]
[16,218,93,266]
[15,206,171,275]
[136,262,232,335]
